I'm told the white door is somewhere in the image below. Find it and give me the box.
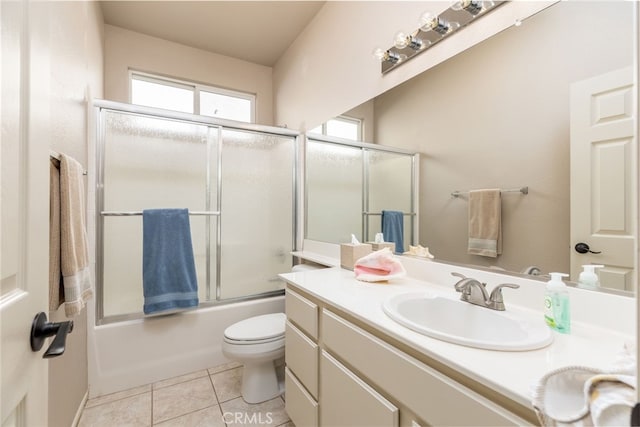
[570,66,636,291]
[1,0,51,425]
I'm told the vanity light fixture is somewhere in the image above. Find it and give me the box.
[376,1,504,73]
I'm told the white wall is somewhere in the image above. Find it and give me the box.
[104,24,274,125]
[273,1,555,131]
[46,2,104,426]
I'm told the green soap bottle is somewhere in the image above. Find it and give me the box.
[543,272,570,334]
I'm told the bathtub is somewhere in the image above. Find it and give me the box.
[87,296,284,398]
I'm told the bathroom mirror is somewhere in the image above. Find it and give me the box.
[306,1,637,294]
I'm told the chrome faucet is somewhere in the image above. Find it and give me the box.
[451,272,519,311]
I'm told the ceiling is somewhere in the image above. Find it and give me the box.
[100,1,326,67]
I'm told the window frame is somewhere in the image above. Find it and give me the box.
[310,115,363,141]
[129,70,256,123]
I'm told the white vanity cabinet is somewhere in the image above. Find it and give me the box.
[285,284,536,427]
[284,289,319,427]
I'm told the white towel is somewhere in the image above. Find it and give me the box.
[531,343,637,426]
[60,154,93,317]
[467,189,502,257]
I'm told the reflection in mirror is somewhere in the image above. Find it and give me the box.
[305,136,418,251]
[311,1,637,294]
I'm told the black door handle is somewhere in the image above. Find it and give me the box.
[30,312,74,358]
[575,242,602,254]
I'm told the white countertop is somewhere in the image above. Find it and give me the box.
[279,265,633,410]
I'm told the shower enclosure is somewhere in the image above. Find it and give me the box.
[305,134,418,249]
[94,100,297,323]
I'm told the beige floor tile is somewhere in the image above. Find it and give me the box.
[211,366,242,402]
[85,384,152,409]
[220,396,289,427]
[154,404,225,427]
[153,377,218,424]
[78,392,151,427]
[208,361,242,375]
[153,369,209,390]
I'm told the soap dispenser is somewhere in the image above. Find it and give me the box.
[544,272,570,334]
[578,264,604,289]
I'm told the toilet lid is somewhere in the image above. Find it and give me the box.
[224,313,286,342]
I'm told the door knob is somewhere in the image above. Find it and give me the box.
[30,312,74,358]
[575,242,601,254]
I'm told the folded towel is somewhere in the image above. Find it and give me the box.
[354,248,406,282]
[531,343,637,426]
[49,158,64,311]
[467,189,502,257]
[381,210,404,254]
[59,154,93,317]
[143,209,198,315]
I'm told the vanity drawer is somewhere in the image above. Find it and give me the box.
[285,367,318,427]
[321,350,399,427]
[285,288,318,339]
[285,320,319,398]
[321,309,530,426]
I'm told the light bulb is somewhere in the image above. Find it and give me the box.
[394,31,409,49]
[372,47,386,61]
[451,1,466,11]
[419,12,437,32]
[452,0,483,16]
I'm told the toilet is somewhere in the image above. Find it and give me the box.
[222,312,286,404]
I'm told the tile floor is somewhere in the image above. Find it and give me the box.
[78,362,294,427]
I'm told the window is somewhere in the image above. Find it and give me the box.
[309,116,362,141]
[130,72,255,123]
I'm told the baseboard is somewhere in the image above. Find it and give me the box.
[71,390,89,427]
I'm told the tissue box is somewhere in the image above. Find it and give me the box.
[340,243,372,271]
[368,242,395,252]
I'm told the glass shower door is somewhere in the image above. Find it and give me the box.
[306,140,363,243]
[366,150,414,251]
[218,129,295,300]
[100,111,217,317]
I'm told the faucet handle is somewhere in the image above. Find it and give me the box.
[451,272,466,280]
[488,283,520,311]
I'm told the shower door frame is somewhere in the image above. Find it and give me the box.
[304,133,420,247]
[93,100,300,325]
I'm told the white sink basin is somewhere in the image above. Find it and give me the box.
[382,292,553,351]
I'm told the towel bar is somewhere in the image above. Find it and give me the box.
[451,186,528,198]
[363,212,416,216]
[101,211,220,216]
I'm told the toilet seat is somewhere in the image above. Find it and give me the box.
[224,312,285,343]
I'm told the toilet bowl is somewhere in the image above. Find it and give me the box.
[222,312,286,404]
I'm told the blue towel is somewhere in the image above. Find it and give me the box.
[142,209,198,315]
[382,210,405,254]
